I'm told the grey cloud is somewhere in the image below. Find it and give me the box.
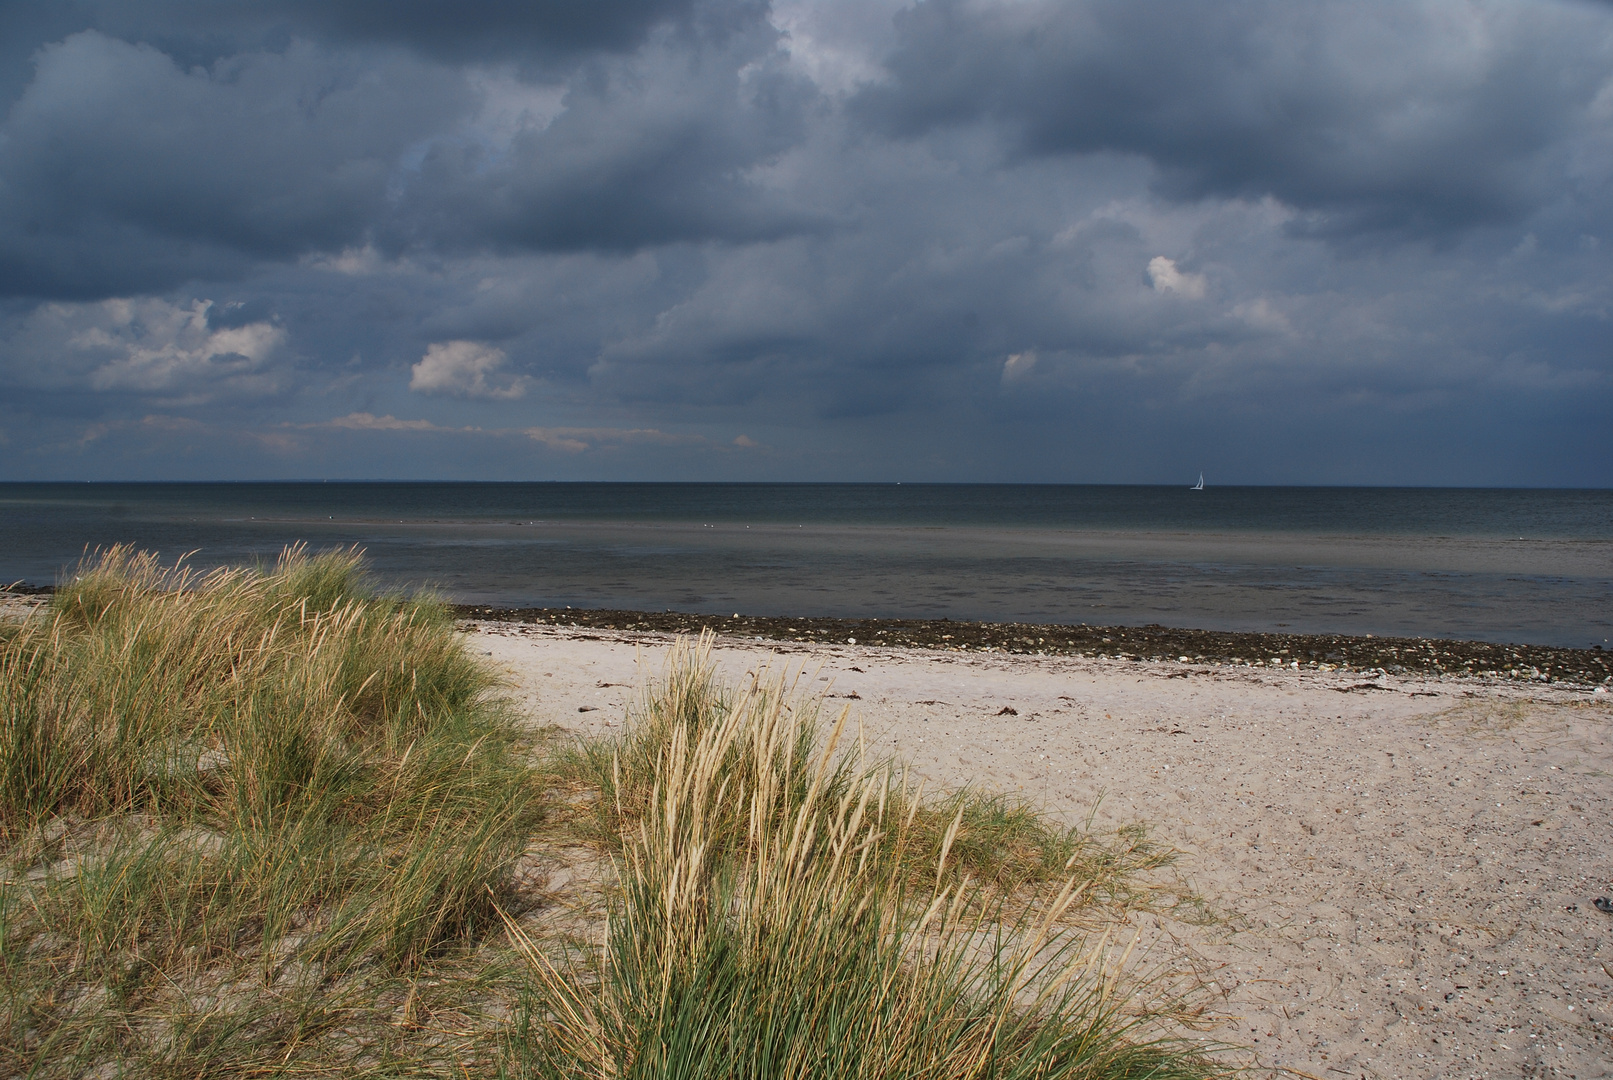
[857,0,1613,237]
[389,25,822,254]
[28,0,722,65]
[576,148,1254,414]
[579,158,1611,443]
[206,298,279,331]
[0,8,817,301]
[0,31,470,298]
[236,0,710,58]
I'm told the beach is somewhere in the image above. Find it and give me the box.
[470,616,1613,1080]
[5,579,1610,1076]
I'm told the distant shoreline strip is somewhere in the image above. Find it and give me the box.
[452,603,1612,688]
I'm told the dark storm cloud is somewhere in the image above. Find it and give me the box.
[231,0,704,57]
[12,0,714,63]
[857,0,1613,237]
[0,0,1609,484]
[0,1,808,299]
[0,31,471,298]
[387,22,822,254]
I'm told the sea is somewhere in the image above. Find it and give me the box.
[1,483,1609,649]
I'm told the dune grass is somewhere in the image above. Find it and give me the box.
[0,550,1229,1078]
[0,546,541,1075]
[510,637,1226,1080]
[561,644,1177,915]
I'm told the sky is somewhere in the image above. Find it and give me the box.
[1,0,1611,485]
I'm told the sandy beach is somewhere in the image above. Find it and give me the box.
[470,617,1613,1080]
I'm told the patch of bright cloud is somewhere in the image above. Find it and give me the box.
[410,341,527,399]
[303,245,409,276]
[770,0,899,95]
[1232,297,1292,334]
[74,298,285,394]
[523,426,708,453]
[524,429,590,453]
[1146,256,1207,299]
[316,412,452,432]
[1001,350,1037,384]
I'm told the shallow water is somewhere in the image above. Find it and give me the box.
[2,482,1609,647]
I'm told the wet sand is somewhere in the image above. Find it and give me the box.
[469,618,1613,1080]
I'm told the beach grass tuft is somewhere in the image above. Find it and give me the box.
[566,638,1176,913]
[511,636,1225,1079]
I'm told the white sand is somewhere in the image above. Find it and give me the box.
[470,619,1613,1080]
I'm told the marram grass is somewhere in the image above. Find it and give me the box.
[0,551,1230,1078]
[567,644,1176,910]
[0,544,507,828]
[0,546,541,1076]
[507,636,1229,1080]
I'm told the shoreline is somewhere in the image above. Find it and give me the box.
[450,603,1613,688]
[7,584,1608,685]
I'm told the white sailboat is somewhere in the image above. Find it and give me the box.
[1190,473,1204,491]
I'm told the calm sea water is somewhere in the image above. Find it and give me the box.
[2,483,1609,648]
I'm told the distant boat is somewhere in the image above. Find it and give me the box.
[1191,473,1204,491]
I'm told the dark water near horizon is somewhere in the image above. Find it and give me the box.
[2,482,1610,648]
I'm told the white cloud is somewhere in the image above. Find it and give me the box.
[410,340,527,399]
[63,298,286,395]
[1147,256,1207,299]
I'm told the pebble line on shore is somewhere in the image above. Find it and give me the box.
[450,604,1613,687]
